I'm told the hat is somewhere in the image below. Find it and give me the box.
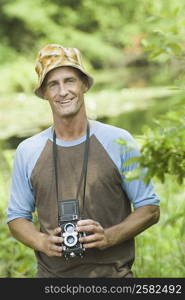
[34,44,94,99]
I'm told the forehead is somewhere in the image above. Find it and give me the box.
[46,66,81,82]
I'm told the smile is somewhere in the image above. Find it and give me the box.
[56,100,72,105]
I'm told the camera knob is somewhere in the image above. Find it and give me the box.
[70,252,76,258]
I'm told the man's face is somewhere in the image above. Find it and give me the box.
[43,66,88,118]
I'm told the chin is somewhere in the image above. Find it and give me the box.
[59,110,78,118]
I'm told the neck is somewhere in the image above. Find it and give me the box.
[53,114,88,141]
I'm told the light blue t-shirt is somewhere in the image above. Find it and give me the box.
[7,120,160,223]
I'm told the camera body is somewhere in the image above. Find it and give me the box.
[58,199,86,260]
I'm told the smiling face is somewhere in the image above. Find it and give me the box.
[42,66,88,119]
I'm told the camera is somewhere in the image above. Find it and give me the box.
[58,199,86,259]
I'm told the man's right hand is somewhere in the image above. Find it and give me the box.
[41,227,64,257]
[8,219,64,257]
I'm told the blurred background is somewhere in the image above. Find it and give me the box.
[0,0,185,277]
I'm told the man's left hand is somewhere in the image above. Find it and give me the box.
[77,219,109,250]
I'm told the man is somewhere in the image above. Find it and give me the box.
[7,44,160,278]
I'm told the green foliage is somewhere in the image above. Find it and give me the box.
[139,0,185,61]
[0,0,131,69]
[0,147,36,277]
[140,108,185,184]
[133,176,185,277]
[0,58,36,94]
[1,0,185,278]
[1,0,185,95]
[0,212,37,278]
[120,106,185,185]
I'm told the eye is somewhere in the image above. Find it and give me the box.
[48,81,58,88]
[66,78,76,83]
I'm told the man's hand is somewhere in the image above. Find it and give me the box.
[76,205,160,251]
[8,219,65,257]
[41,227,64,257]
[8,205,159,256]
[77,219,109,250]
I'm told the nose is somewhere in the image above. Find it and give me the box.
[58,83,68,97]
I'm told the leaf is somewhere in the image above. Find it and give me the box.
[166,43,182,55]
[168,156,177,173]
[152,29,166,36]
[149,49,165,60]
[163,212,184,226]
[122,156,140,168]
[122,169,140,182]
[116,139,127,146]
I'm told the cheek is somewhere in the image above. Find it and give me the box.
[76,86,85,97]
[71,82,84,94]
[45,89,57,100]
[43,88,50,100]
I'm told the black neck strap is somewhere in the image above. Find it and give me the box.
[52,122,90,220]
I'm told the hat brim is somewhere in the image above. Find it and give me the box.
[34,63,93,99]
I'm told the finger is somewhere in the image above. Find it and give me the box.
[79,233,102,243]
[77,224,104,234]
[49,250,62,257]
[50,244,63,253]
[49,235,64,244]
[82,241,103,249]
[47,244,63,257]
[77,219,99,226]
[54,252,62,257]
[53,227,62,236]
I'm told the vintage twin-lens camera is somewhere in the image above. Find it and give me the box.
[58,199,86,259]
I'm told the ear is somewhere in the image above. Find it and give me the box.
[41,86,49,100]
[82,80,89,94]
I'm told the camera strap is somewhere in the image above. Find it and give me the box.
[52,121,90,220]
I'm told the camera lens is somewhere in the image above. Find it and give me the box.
[63,223,78,247]
[66,235,75,245]
[64,223,75,233]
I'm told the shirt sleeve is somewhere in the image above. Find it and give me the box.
[7,144,35,223]
[120,133,160,209]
